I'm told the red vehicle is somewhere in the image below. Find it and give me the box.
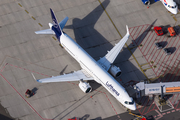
[154,26,163,36]
[168,27,176,37]
[25,89,34,98]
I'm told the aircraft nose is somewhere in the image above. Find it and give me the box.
[171,9,178,14]
[132,106,136,111]
[129,104,136,111]
[170,7,178,14]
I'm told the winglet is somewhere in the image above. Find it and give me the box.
[31,73,42,83]
[126,25,129,35]
[31,73,37,81]
[36,79,42,83]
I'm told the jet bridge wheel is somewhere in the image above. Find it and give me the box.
[128,110,146,120]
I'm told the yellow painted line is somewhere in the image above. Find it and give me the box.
[52,36,56,40]
[25,10,29,14]
[140,63,149,67]
[59,44,64,48]
[173,16,177,21]
[38,23,43,27]
[98,0,148,80]
[129,112,143,118]
[173,21,177,27]
[149,75,164,81]
[18,3,22,7]
[129,46,138,50]
[142,67,152,71]
[16,2,46,32]
[31,16,36,20]
[149,77,157,81]
[98,0,122,38]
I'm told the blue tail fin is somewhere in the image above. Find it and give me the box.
[50,8,62,41]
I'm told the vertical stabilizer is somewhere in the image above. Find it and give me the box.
[50,8,62,41]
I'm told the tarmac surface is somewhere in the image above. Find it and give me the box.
[0,0,180,120]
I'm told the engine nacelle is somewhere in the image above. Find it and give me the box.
[109,65,121,78]
[142,0,150,5]
[79,81,92,93]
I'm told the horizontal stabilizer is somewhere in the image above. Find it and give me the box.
[35,29,55,34]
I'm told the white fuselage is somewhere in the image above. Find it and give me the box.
[160,0,178,14]
[60,33,136,110]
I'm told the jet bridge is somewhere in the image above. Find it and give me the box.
[134,81,180,98]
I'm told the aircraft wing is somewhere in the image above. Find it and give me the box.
[37,69,94,83]
[98,25,130,71]
[35,29,55,34]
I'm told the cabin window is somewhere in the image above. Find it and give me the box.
[168,5,176,8]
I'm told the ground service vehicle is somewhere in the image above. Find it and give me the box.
[154,26,163,36]
[25,89,34,98]
[168,27,176,37]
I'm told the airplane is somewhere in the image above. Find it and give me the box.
[34,8,136,110]
[142,0,178,14]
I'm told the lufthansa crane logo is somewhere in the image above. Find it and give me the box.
[52,19,58,28]
[106,81,120,96]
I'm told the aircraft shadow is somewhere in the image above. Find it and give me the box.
[0,104,14,120]
[0,114,13,120]
[64,0,155,92]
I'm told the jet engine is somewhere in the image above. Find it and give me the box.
[109,65,121,78]
[79,80,92,93]
[141,0,150,5]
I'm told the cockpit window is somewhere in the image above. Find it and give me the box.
[125,100,134,105]
[129,100,134,105]
[168,5,176,8]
